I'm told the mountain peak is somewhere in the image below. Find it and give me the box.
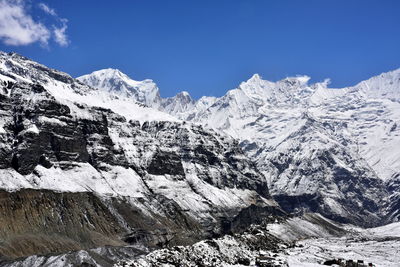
[281,75,311,86]
[160,91,196,114]
[248,73,262,81]
[351,67,400,100]
[179,90,190,95]
[85,68,127,80]
[77,68,161,106]
[176,91,191,98]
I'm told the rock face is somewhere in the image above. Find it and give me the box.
[385,177,400,223]
[257,113,387,226]
[0,189,124,259]
[0,52,281,261]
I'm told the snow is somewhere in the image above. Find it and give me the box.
[44,79,178,123]
[267,213,344,242]
[285,237,400,267]
[0,72,14,83]
[365,221,400,238]
[0,164,150,198]
[77,68,161,107]
[38,116,68,126]
[25,124,39,134]
[265,215,400,266]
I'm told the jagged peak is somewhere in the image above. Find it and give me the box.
[240,73,271,87]
[175,91,192,99]
[280,75,311,86]
[243,73,312,86]
[82,68,128,80]
[248,73,262,82]
[178,90,190,96]
[162,91,194,106]
[0,51,27,60]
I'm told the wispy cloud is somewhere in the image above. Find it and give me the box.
[0,0,69,47]
[38,2,57,17]
[53,20,69,47]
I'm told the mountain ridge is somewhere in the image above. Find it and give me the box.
[79,63,400,225]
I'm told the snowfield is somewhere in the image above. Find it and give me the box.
[285,236,400,267]
[273,219,400,267]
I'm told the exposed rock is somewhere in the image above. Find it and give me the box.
[0,189,124,260]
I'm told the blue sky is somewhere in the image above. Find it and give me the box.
[0,0,399,98]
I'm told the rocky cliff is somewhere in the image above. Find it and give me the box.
[0,52,282,262]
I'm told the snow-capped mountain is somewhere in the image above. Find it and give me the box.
[77,69,218,118]
[2,50,399,265]
[159,91,195,114]
[79,66,400,225]
[0,52,283,262]
[77,68,162,107]
[185,70,400,225]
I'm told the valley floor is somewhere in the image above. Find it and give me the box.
[284,237,400,266]
[114,215,400,267]
[272,216,400,267]
[3,215,400,267]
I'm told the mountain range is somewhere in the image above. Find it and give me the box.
[79,63,400,227]
[0,51,399,266]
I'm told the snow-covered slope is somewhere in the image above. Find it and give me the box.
[77,69,218,119]
[77,68,162,107]
[159,91,196,114]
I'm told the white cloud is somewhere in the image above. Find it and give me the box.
[0,0,50,46]
[38,2,57,17]
[0,0,69,47]
[53,21,69,47]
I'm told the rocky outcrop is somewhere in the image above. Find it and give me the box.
[384,176,400,223]
[115,223,290,267]
[0,189,124,260]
